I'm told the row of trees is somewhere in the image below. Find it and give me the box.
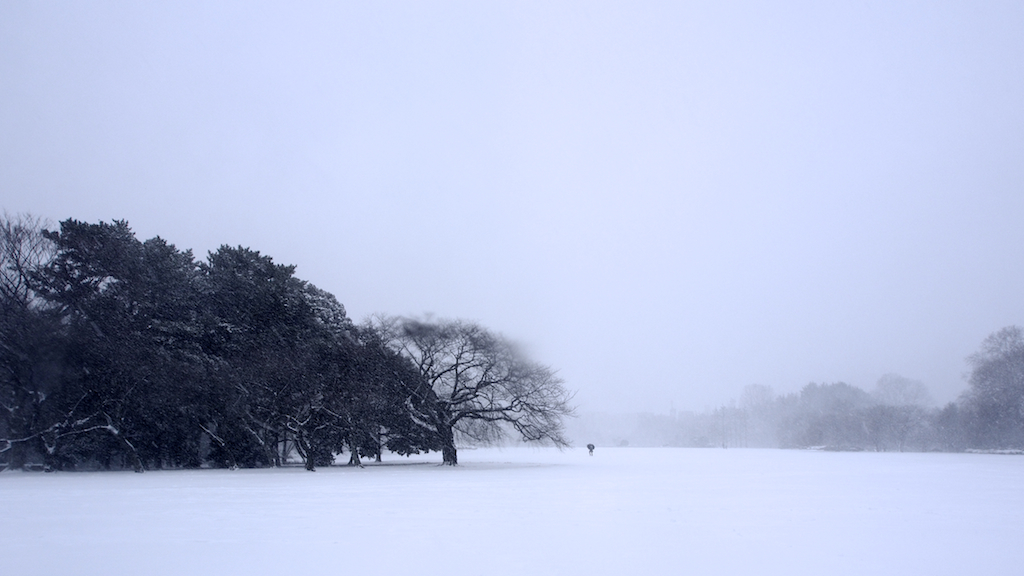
[572,331,1024,452]
[0,214,573,471]
[758,328,1024,451]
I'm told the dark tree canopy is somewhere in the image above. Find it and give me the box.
[0,217,450,471]
[4,215,570,471]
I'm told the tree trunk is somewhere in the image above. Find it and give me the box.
[7,398,42,470]
[295,434,315,471]
[120,435,145,473]
[8,439,28,470]
[440,424,457,465]
[442,444,457,465]
[348,440,363,467]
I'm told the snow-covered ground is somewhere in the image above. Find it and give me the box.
[3,447,1022,575]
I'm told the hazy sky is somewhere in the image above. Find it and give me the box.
[3,1,1022,412]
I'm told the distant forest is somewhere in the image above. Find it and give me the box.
[573,338,1024,452]
[0,214,573,471]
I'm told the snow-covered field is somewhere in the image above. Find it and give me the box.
[3,447,1022,575]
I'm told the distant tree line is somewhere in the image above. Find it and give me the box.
[572,333,1024,453]
[738,327,1024,452]
[0,214,573,471]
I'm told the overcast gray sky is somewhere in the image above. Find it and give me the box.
[2,1,1022,412]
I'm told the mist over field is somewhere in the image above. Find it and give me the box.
[3,1,1023,417]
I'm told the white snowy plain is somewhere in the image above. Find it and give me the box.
[2,447,1022,575]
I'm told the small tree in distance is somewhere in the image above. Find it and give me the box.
[873,374,933,408]
[369,315,575,465]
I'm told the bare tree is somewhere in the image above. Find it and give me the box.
[370,316,574,465]
[872,374,933,408]
[740,384,779,447]
[0,212,53,308]
[962,326,1024,448]
[0,213,57,469]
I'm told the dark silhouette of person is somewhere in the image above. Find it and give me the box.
[587,443,595,456]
